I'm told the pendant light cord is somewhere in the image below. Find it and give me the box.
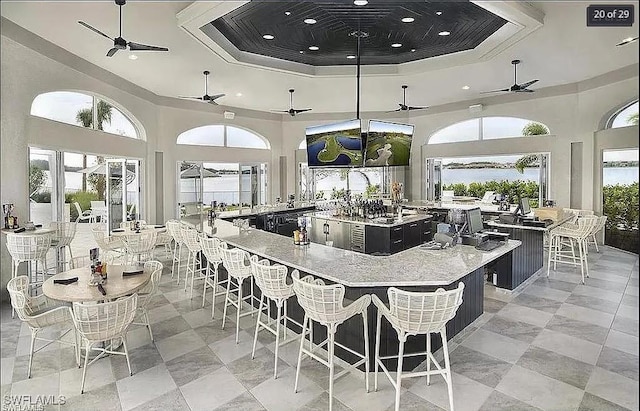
[356,33,361,120]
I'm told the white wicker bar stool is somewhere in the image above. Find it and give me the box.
[8,276,79,378]
[547,216,598,284]
[250,256,304,379]
[220,244,258,344]
[200,235,228,318]
[372,284,465,411]
[49,221,77,273]
[6,232,52,306]
[131,260,164,341]
[182,227,206,298]
[71,294,138,394]
[166,220,185,282]
[292,271,371,411]
[586,215,607,253]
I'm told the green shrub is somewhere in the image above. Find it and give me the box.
[603,183,639,231]
[31,191,51,203]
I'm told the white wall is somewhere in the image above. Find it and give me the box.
[1,26,638,295]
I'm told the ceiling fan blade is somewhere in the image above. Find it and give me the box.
[78,21,112,41]
[386,108,403,113]
[518,79,539,89]
[407,106,429,110]
[271,110,291,113]
[515,89,535,93]
[616,36,638,46]
[293,109,312,113]
[106,47,119,57]
[128,42,169,52]
[480,88,510,94]
[207,93,225,101]
[179,96,205,100]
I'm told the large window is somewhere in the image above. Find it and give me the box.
[428,117,549,144]
[30,91,140,139]
[177,125,269,149]
[609,101,639,129]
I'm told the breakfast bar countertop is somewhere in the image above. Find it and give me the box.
[205,219,520,288]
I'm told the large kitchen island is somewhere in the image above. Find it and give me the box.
[204,218,521,370]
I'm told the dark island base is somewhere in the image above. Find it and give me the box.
[212,261,485,371]
[492,228,543,290]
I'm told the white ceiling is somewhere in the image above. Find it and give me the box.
[1,1,638,114]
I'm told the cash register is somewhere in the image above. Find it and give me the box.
[461,208,509,251]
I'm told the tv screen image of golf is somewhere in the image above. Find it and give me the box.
[364,120,414,167]
[305,119,363,167]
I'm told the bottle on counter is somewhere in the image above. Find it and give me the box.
[293,230,300,245]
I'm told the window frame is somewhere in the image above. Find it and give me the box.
[606,100,639,129]
[177,124,270,149]
[427,116,550,145]
[30,90,144,140]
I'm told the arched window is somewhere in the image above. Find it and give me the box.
[177,125,269,149]
[608,101,638,128]
[428,117,549,144]
[30,91,141,139]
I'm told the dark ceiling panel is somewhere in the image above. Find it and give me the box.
[207,0,507,66]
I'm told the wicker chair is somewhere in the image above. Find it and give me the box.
[8,276,79,378]
[6,232,52,310]
[72,294,138,394]
[200,235,227,318]
[49,221,77,273]
[91,227,125,261]
[250,256,303,379]
[372,284,465,411]
[220,244,258,343]
[181,227,206,298]
[548,216,599,283]
[131,260,164,341]
[292,271,371,411]
[122,231,157,265]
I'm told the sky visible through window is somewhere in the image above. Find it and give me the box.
[31,92,138,138]
[611,102,639,128]
[177,125,268,149]
[429,117,548,144]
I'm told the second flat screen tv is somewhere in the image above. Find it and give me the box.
[305,119,363,167]
[364,120,414,167]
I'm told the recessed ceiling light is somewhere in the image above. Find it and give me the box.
[462,85,470,90]
[285,11,291,16]
[347,55,356,59]
[401,17,415,23]
[436,11,443,15]
[304,18,317,24]
[391,43,402,48]
[411,49,416,52]
[236,92,243,97]
[128,54,138,60]
[263,34,275,40]
[309,46,319,51]
[299,50,304,54]
[353,0,368,5]
[438,31,450,36]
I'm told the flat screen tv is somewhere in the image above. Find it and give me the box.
[305,119,363,167]
[364,120,414,167]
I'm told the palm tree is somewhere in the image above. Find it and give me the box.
[76,100,113,191]
[515,122,549,173]
[628,112,639,126]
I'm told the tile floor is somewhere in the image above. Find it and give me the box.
[1,244,638,411]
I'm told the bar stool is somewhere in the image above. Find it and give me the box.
[372,284,465,411]
[166,220,185,281]
[292,271,371,411]
[250,256,304,379]
[220,244,258,344]
[132,260,164,341]
[547,216,598,283]
[200,235,228,318]
[181,227,206,298]
[586,215,607,253]
[49,221,77,273]
[6,232,52,299]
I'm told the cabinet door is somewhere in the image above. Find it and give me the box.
[404,221,421,249]
[365,225,390,254]
[421,218,433,243]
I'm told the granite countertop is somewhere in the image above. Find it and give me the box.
[404,201,517,213]
[205,219,520,288]
[218,204,315,219]
[309,212,431,228]
[485,215,574,232]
